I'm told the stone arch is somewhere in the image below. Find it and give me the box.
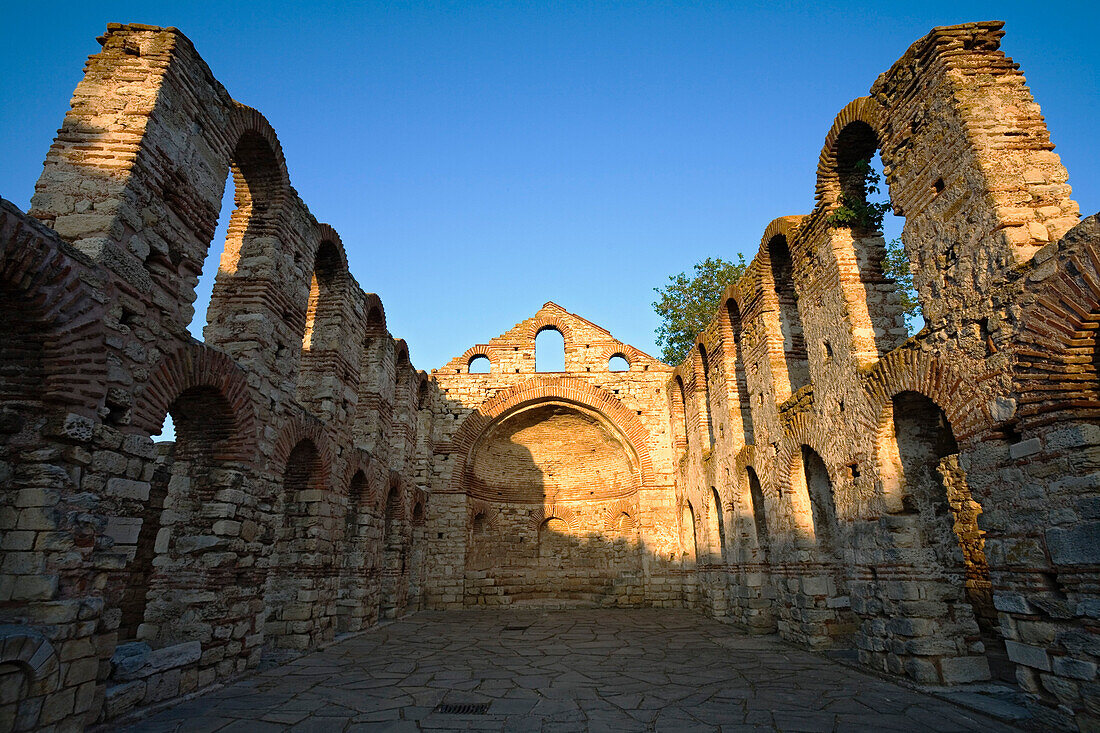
[777,411,836,545]
[468,499,503,533]
[761,225,811,398]
[363,294,387,335]
[815,97,887,206]
[670,373,690,450]
[0,214,108,417]
[133,342,258,464]
[601,499,638,533]
[1014,224,1100,426]
[860,348,991,442]
[694,342,716,445]
[726,296,756,446]
[301,225,351,353]
[525,314,575,343]
[272,415,336,482]
[442,376,656,491]
[528,504,582,535]
[462,346,493,374]
[0,626,59,720]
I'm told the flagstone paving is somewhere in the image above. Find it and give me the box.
[120,609,1022,732]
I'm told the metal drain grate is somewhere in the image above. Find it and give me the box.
[435,702,491,715]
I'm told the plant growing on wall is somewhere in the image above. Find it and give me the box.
[826,158,891,231]
[653,255,747,365]
[884,237,922,334]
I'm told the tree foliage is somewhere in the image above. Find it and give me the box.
[653,255,747,365]
[826,158,891,231]
[883,238,921,334]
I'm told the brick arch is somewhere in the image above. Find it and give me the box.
[224,105,291,231]
[525,314,575,343]
[860,348,990,442]
[468,499,503,532]
[601,499,638,533]
[363,293,387,335]
[272,415,335,485]
[1014,221,1100,426]
[461,345,494,371]
[815,96,888,206]
[0,212,108,416]
[0,626,59,688]
[313,224,350,273]
[442,376,656,490]
[132,342,259,464]
[529,504,581,534]
[598,344,639,370]
[758,215,808,256]
[383,472,406,520]
[342,449,376,505]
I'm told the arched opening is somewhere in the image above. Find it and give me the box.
[538,517,571,566]
[708,488,726,563]
[830,122,922,348]
[121,386,240,645]
[0,661,30,724]
[461,399,644,606]
[353,334,388,453]
[608,354,630,372]
[746,467,769,556]
[697,344,716,446]
[205,130,286,344]
[673,376,689,449]
[297,240,345,410]
[378,483,406,620]
[336,470,370,632]
[468,355,490,374]
[877,391,1004,681]
[683,502,698,564]
[301,240,343,353]
[801,446,840,553]
[767,235,810,395]
[535,327,565,372]
[725,299,755,445]
[186,168,234,339]
[265,439,330,650]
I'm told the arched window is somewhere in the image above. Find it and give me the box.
[682,503,698,564]
[535,327,565,372]
[301,240,342,353]
[468,355,490,374]
[800,446,839,552]
[726,299,754,445]
[697,344,715,445]
[120,386,238,643]
[746,467,768,554]
[767,235,810,396]
[608,354,630,372]
[673,376,689,448]
[831,122,922,352]
[708,488,726,563]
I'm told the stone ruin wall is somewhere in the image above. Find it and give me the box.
[0,17,1099,733]
[0,23,434,729]
[423,303,684,610]
[668,21,1097,732]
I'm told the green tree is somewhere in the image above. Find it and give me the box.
[653,255,747,365]
[883,237,921,334]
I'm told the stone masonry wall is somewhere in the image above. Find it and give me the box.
[2,18,1100,733]
[0,24,432,729]
[670,21,1098,732]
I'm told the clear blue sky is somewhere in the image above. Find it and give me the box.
[3,1,1097,371]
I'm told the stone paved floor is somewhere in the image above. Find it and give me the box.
[121,609,1022,732]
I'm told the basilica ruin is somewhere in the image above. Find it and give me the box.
[0,19,1097,732]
